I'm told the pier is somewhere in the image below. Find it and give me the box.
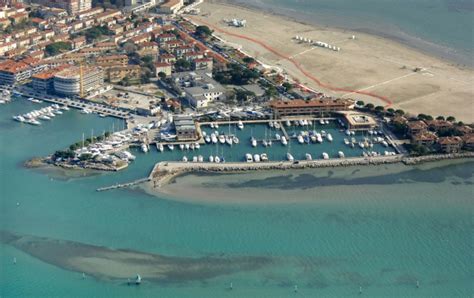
[96,177,151,192]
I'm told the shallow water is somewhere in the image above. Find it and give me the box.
[1,98,473,297]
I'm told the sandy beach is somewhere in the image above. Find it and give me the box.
[190,1,473,122]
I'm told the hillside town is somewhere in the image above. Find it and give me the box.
[1,0,473,173]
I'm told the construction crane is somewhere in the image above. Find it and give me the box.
[79,63,84,98]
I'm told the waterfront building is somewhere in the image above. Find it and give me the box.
[29,0,92,15]
[54,66,103,96]
[269,98,354,118]
[339,111,378,131]
[411,131,438,147]
[437,136,463,153]
[0,60,31,85]
[407,120,428,136]
[174,114,197,141]
[32,65,71,94]
[462,134,474,151]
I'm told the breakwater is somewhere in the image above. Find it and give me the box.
[148,153,474,188]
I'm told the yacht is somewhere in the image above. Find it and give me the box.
[13,115,25,122]
[192,156,198,162]
[209,155,214,162]
[253,154,261,163]
[26,119,41,125]
[198,155,204,162]
[157,144,164,152]
[141,144,149,153]
[285,120,291,127]
[210,122,215,128]
[215,156,221,163]
[260,153,268,162]
[310,135,317,143]
[382,140,389,147]
[286,152,294,162]
[325,120,330,124]
[237,120,244,130]
[316,134,323,143]
[61,105,70,111]
[327,133,333,142]
[214,123,219,128]
[179,144,185,150]
[322,152,329,160]
[345,130,351,136]
[245,153,253,162]
[275,133,281,141]
[195,143,200,149]
[182,156,188,162]
[219,135,226,144]
[205,135,211,143]
[251,137,257,147]
[226,135,233,146]
[344,138,350,145]
[211,133,218,144]
[338,151,345,158]
[53,109,63,115]
[268,121,274,128]
[185,143,190,150]
[297,135,304,144]
[38,115,51,120]
[281,136,288,146]
[305,153,312,161]
[167,144,174,151]
[319,119,325,125]
[274,122,281,130]
[233,136,239,144]
[135,274,142,285]
[81,108,92,114]
[262,140,268,147]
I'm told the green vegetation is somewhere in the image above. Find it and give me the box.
[214,63,260,85]
[446,116,456,122]
[45,42,72,57]
[195,25,213,38]
[242,57,256,64]
[356,100,364,106]
[234,89,256,102]
[80,25,113,42]
[157,72,167,80]
[282,82,293,91]
[174,59,192,72]
[408,144,430,156]
[53,150,75,160]
[365,103,374,110]
[417,113,433,121]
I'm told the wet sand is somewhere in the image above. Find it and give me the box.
[0,231,273,283]
[191,1,474,121]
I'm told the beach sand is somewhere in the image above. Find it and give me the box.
[190,1,474,122]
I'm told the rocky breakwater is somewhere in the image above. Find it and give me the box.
[149,155,405,187]
[402,152,474,165]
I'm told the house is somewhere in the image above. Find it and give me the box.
[462,134,474,151]
[411,131,437,147]
[0,60,31,85]
[426,120,453,131]
[174,114,197,141]
[437,136,463,153]
[407,120,428,136]
[158,53,176,64]
[155,62,172,77]
[106,65,141,83]
[71,36,86,49]
[193,57,213,70]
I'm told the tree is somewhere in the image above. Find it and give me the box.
[356,100,364,106]
[242,57,256,64]
[386,108,395,115]
[235,89,256,102]
[265,86,278,97]
[446,116,456,122]
[79,153,93,161]
[282,82,293,91]
[45,42,72,57]
[123,42,138,54]
[158,72,167,80]
[436,116,445,121]
[174,59,191,71]
[195,25,212,38]
[365,103,374,110]
[409,144,429,156]
[374,106,385,113]
[395,109,405,116]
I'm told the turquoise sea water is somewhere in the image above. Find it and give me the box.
[228,0,474,66]
[1,98,474,297]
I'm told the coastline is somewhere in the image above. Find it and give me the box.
[215,0,473,68]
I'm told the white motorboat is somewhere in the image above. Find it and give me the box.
[262,140,268,147]
[275,133,281,140]
[61,105,70,111]
[211,133,218,144]
[198,155,204,162]
[182,156,188,162]
[205,135,211,143]
[209,155,214,162]
[179,144,185,150]
[338,151,345,158]
[215,156,221,163]
[233,136,239,144]
[285,120,291,127]
[53,110,63,115]
[281,136,288,146]
[210,123,215,128]
[185,143,190,150]
[195,143,200,149]
[13,115,25,122]
[297,135,304,144]
[141,144,149,153]
[274,122,281,130]
[157,144,164,152]
[251,137,257,147]
[319,119,325,125]
[219,135,226,144]
[344,138,350,145]
[316,135,323,143]
[214,123,219,128]
[226,136,233,146]
[167,144,174,151]
[305,153,312,161]
[322,152,329,160]
[260,153,268,162]
[38,115,51,120]
[192,156,198,162]
[382,140,389,147]
[287,152,294,162]
[26,119,41,125]
[327,133,333,142]
[253,154,261,162]
[245,153,253,162]
[268,121,274,128]
[237,120,244,130]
